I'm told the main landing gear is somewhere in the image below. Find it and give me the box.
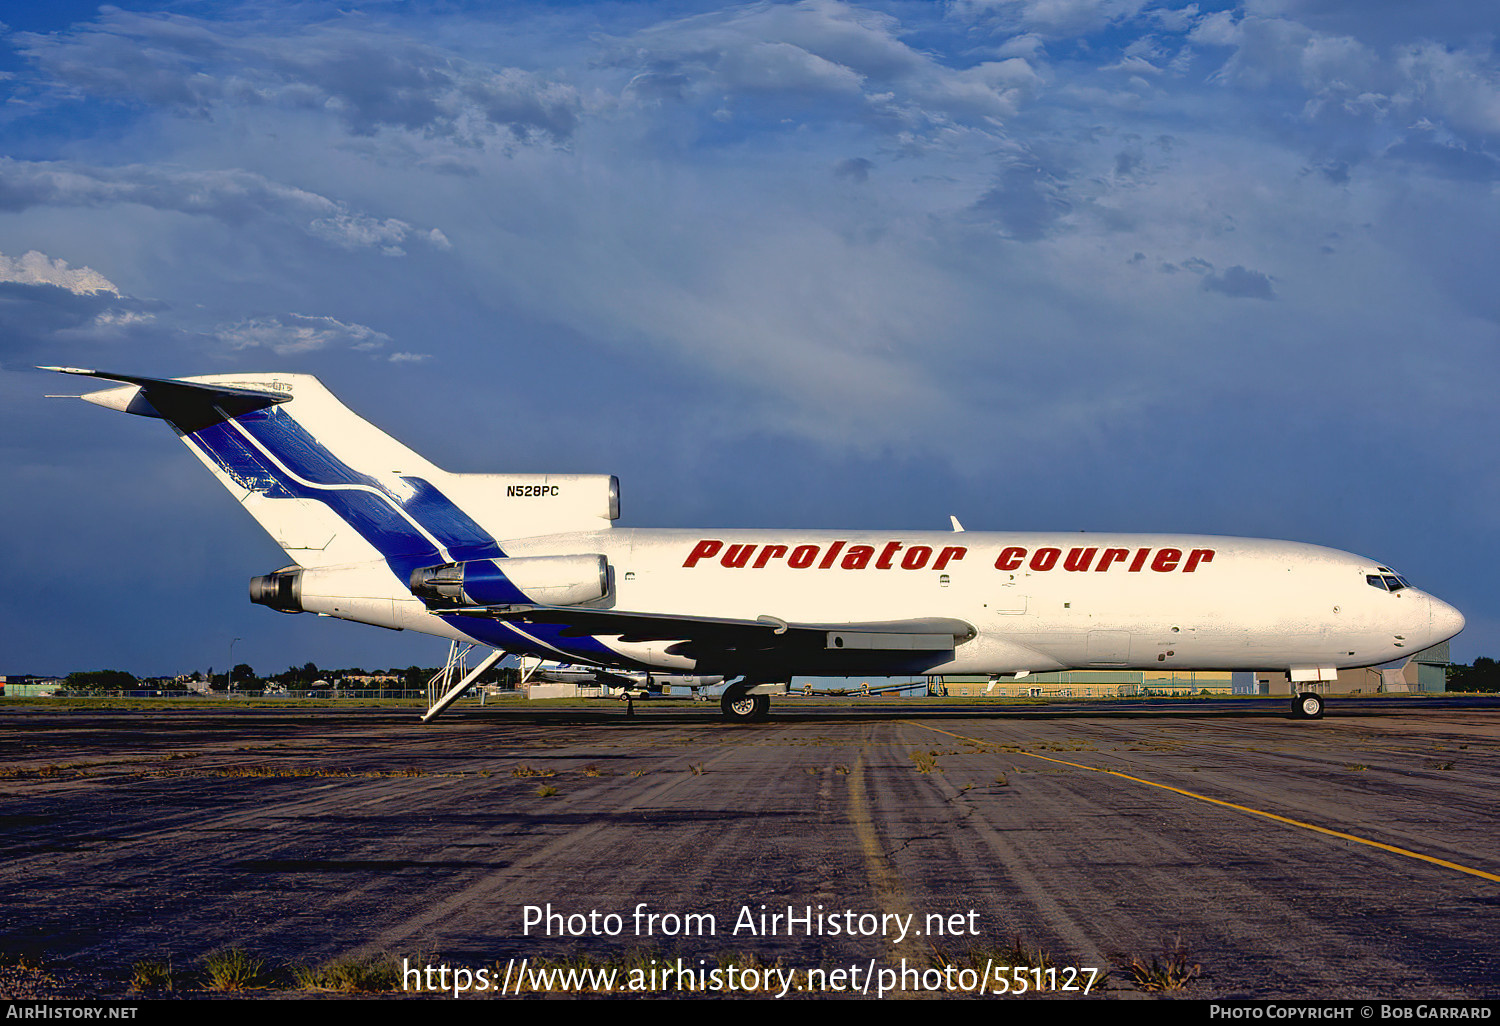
[1291,692,1325,720]
[719,679,784,722]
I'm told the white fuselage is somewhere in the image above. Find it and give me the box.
[323,528,1462,678]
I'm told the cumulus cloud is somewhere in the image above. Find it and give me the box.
[834,156,874,180]
[612,0,1036,138]
[0,159,447,255]
[1191,11,1500,151]
[0,251,403,369]
[969,149,1075,240]
[0,250,166,368]
[307,215,430,256]
[0,250,121,296]
[1200,264,1276,299]
[1383,133,1500,181]
[213,314,393,356]
[949,0,1151,39]
[1394,42,1500,137]
[14,8,583,146]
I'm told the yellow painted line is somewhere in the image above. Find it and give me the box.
[846,740,924,994]
[908,721,1500,884]
[847,750,908,909]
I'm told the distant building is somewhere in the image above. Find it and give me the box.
[1252,643,1450,696]
[0,675,66,697]
[935,648,1451,700]
[932,669,1232,698]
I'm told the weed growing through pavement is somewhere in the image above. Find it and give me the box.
[202,947,269,991]
[129,957,172,992]
[1125,936,1200,992]
[292,954,401,992]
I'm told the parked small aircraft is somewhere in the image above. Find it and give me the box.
[45,368,1464,722]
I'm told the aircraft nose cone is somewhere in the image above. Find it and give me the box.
[1429,595,1466,643]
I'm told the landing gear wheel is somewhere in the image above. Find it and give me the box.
[1292,692,1325,720]
[720,690,770,723]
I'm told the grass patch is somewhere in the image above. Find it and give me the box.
[0,951,62,999]
[911,750,939,774]
[202,947,270,991]
[151,765,450,779]
[129,956,173,992]
[1125,936,1200,992]
[928,936,1099,993]
[0,765,87,779]
[995,933,1053,970]
[512,764,555,778]
[292,954,400,992]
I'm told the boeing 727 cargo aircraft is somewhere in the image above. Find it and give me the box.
[43,368,1465,722]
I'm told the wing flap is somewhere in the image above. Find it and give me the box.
[443,603,975,651]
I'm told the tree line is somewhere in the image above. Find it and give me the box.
[59,662,520,692]
[1445,657,1500,693]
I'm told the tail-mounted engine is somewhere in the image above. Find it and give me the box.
[249,567,303,613]
[409,554,609,608]
[249,561,420,627]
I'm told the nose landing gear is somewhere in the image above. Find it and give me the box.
[1291,692,1325,719]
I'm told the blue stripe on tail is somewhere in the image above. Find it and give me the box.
[189,408,502,576]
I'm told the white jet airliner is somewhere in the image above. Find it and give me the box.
[44,368,1465,722]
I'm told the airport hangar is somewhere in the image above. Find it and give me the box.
[928,641,1452,699]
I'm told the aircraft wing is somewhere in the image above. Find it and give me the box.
[444,604,975,655]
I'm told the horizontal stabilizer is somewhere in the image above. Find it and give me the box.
[40,367,291,431]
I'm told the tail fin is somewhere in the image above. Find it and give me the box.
[44,369,618,576]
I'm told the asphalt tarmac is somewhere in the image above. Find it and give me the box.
[2,697,1497,999]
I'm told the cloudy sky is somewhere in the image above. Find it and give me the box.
[1,0,1495,678]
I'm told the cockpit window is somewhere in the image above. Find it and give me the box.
[1367,575,1388,591]
[1367,573,1409,592]
[1383,576,1405,592]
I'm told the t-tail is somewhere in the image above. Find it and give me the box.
[41,368,619,627]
